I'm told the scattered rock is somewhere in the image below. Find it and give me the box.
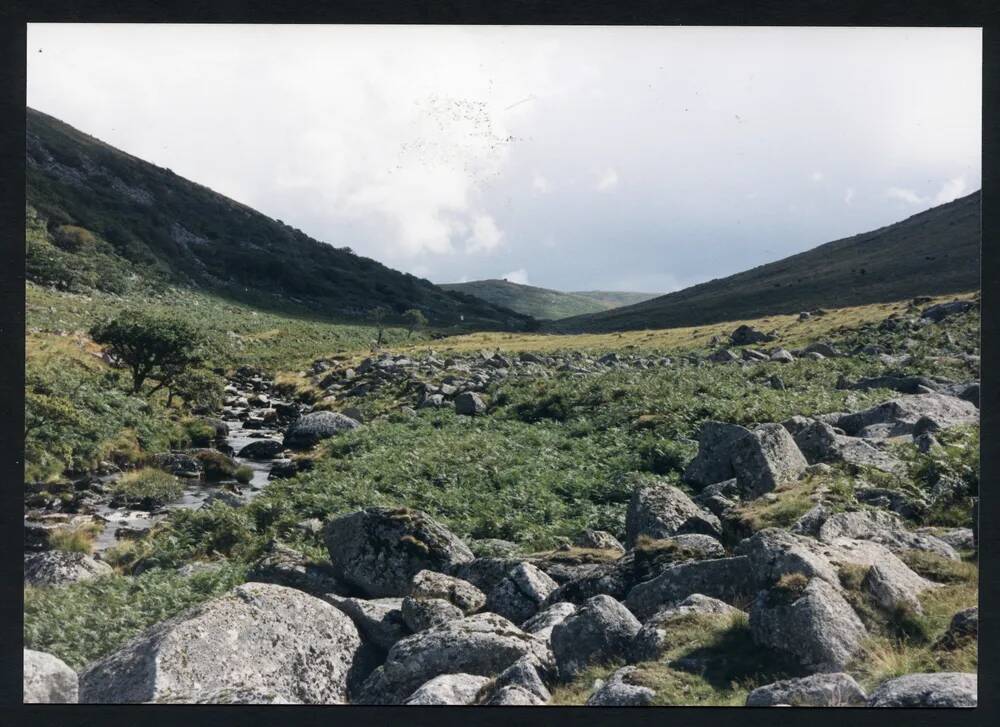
[24,551,112,587]
[746,672,867,707]
[23,649,79,703]
[237,439,284,460]
[586,666,655,706]
[624,480,722,546]
[574,529,625,553]
[868,672,977,707]
[323,507,474,597]
[731,325,775,345]
[551,595,642,680]
[486,562,559,624]
[283,411,360,449]
[455,391,487,416]
[625,556,752,620]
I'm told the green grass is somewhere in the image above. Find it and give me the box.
[24,562,248,671]
[108,469,184,510]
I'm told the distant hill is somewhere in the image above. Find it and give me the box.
[441,279,659,320]
[25,108,531,330]
[549,191,981,332]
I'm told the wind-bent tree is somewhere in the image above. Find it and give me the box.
[90,311,204,395]
[402,308,428,338]
[369,306,390,349]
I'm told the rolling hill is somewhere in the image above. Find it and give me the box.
[25,108,530,330]
[441,279,659,320]
[549,190,981,332]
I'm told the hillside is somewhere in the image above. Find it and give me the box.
[441,279,658,320]
[549,191,981,332]
[25,108,530,330]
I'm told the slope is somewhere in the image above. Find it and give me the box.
[549,191,980,332]
[441,279,659,320]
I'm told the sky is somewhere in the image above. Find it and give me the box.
[27,25,981,294]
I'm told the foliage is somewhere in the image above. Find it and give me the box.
[235,465,254,484]
[23,563,248,671]
[168,367,225,410]
[90,310,205,395]
[109,469,184,510]
[402,308,428,338]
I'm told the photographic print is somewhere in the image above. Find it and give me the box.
[22,24,980,707]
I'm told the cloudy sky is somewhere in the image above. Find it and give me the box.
[27,25,981,294]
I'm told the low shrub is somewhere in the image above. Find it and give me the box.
[108,469,183,510]
[235,465,254,484]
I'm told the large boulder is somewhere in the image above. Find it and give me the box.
[149,452,202,478]
[574,529,625,553]
[485,562,558,624]
[624,480,722,546]
[746,672,867,707]
[246,540,345,596]
[237,439,284,460]
[730,325,774,346]
[23,649,78,703]
[920,300,975,323]
[482,656,552,704]
[682,422,751,487]
[867,672,977,707]
[79,583,363,704]
[749,577,867,673]
[550,595,641,680]
[356,612,550,704]
[401,596,464,632]
[521,602,577,643]
[282,411,360,449]
[788,420,906,476]
[585,666,655,706]
[454,391,487,416]
[625,556,753,620]
[24,551,112,587]
[836,393,978,438]
[403,673,491,705]
[323,507,474,597]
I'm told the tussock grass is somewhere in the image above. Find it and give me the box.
[108,469,183,510]
[48,522,103,554]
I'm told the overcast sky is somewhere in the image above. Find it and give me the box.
[27,25,981,293]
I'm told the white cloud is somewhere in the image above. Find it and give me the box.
[810,171,824,182]
[886,186,925,205]
[502,268,529,284]
[933,176,967,205]
[465,214,504,253]
[844,187,855,205]
[596,168,619,191]
[531,172,551,194]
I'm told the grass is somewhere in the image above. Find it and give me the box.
[48,522,103,554]
[108,469,184,510]
[23,562,248,671]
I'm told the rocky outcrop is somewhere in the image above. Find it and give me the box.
[551,595,641,680]
[283,411,360,449]
[624,480,722,546]
[746,672,867,707]
[867,672,977,707]
[401,596,464,632]
[836,393,977,438]
[625,556,753,620]
[323,507,474,597]
[630,594,743,661]
[817,509,959,561]
[79,583,363,704]
[24,551,112,587]
[23,649,78,703]
[410,570,485,614]
[356,612,550,705]
[322,595,409,652]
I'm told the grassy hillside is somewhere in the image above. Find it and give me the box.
[441,279,658,320]
[25,108,530,330]
[549,191,980,332]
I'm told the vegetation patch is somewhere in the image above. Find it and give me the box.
[108,469,184,510]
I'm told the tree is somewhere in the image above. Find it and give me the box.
[402,308,428,338]
[90,311,203,395]
[369,306,390,349]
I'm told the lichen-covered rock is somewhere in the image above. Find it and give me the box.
[486,562,558,624]
[749,578,867,673]
[938,607,978,648]
[403,673,491,705]
[246,540,345,596]
[625,556,752,620]
[746,672,867,707]
[585,666,655,706]
[483,684,545,705]
[410,569,486,614]
[817,509,959,561]
[629,594,744,661]
[402,596,464,632]
[323,507,474,597]
[454,391,487,416]
[682,421,752,487]
[729,423,808,498]
[283,411,360,449]
[789,420,906,475]
[321,595,409,652]
[23,649,78,703]
[521,601,577,642]
[487,656,551,704]
[573,529,625,553]
[624,480,722,546]
[79,583,363,704]
[867,672,977,707]
[24,551,113,587]
[356,612,550,705]
[836,393,978,438]
[551,595,641,681]
[152,687,300,704]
